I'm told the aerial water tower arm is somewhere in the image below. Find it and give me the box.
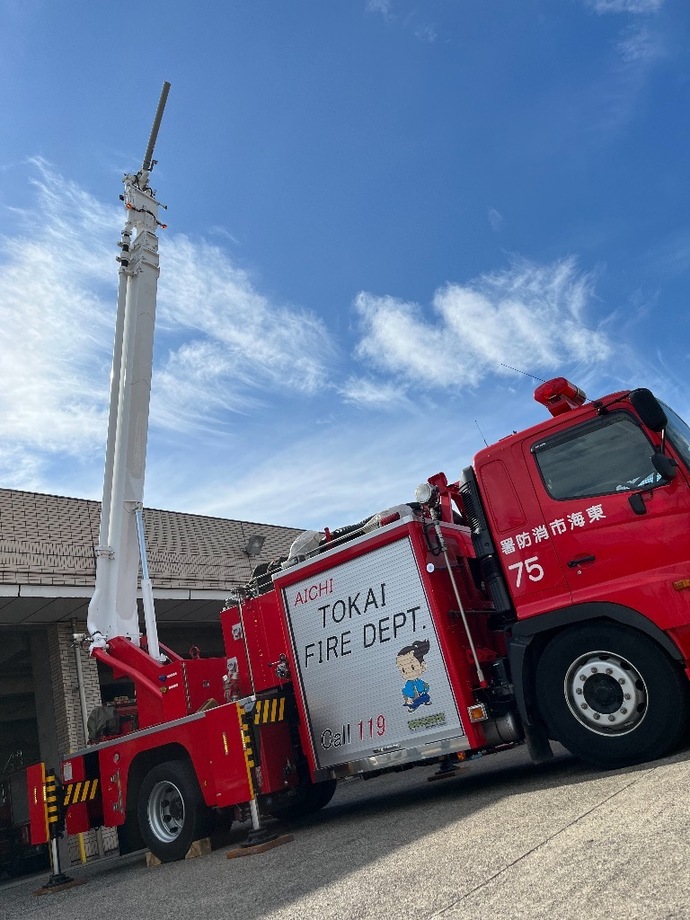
[88,83,171,661]
[99,81,171,546]
[142,81,170,175]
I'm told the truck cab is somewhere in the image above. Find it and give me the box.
[463,381,690,768]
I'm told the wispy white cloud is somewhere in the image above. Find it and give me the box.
[590,18,668,137]
[645,228,690,280]
[157,235,334,406]
[162,413,477,529]
[152,236,336,435]
[0,445,46,492]
[572,20,667,140]
[354,258,611,389]
[0,160,337,488]
[339,376,410,410]
[527,4,668,157]
[0,162,661,531]
[151,340,264,433]
[488,208,504,232]
[413,23,437,43]
[0,158,116,458]
[584,0,664,13]
[366,0,392,13]
[365,0,438,43]
[616,23,665,62]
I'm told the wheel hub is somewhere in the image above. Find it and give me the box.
[564,649,648,736]
[582,673,624,713]
[148,781,185,842]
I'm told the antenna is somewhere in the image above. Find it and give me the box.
[474,419,488,447]
[141,81,171,175]
[500,363,546,383]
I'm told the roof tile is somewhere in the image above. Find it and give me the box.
[0,489,302,590]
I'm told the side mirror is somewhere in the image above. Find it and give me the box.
[630,388,668,432]
[652,452,677,482]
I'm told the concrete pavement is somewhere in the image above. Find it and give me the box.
[2,744,689,920]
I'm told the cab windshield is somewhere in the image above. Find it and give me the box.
[533,412,661,500]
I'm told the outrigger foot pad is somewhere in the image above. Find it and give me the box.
[34,874,86,896]
[427,757,464,782]
[227,833,294,858]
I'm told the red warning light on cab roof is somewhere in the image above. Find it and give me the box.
[533,377,587,417]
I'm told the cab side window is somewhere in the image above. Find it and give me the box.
[533,413,660,500]
[662,401,690,471]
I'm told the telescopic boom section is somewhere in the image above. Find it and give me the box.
[87,83,171,660]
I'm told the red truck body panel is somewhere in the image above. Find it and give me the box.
[62,703,253,832]
[221,592,292,696]
[25,763,49,846]
[272,516,493,779]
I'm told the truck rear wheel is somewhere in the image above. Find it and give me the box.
[137,760,211,862]
[535,623,689,769]
[272,778,337,821]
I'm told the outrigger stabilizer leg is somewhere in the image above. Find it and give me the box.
[35,771,85,895]
[227,701,293,858]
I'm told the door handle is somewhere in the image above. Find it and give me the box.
[567,554,596,568]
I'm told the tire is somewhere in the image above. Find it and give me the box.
[137,760,211,862]
[6,856,22,878]
[304,778,337,813]
[535,623,689,769]
[117,815,145,855]
[272,778,337,821]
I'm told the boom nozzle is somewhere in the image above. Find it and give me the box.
[141,81,171,176]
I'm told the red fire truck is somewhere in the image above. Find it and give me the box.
[27,87,690,865]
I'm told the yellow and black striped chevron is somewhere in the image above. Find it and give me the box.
[63,778,100,807]
[239,715,256,770]
[253,696,287,725]
[45,772,60,826]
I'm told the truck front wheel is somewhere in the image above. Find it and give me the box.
[535,623,689,769]
[137,760,211,862]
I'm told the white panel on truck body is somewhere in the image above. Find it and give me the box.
[280,536,465,771]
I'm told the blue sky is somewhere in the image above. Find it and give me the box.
[1,0,689,531]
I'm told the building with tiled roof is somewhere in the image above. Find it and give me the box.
[0,488,301,626]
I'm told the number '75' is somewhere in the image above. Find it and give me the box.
[507,555,545,588]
